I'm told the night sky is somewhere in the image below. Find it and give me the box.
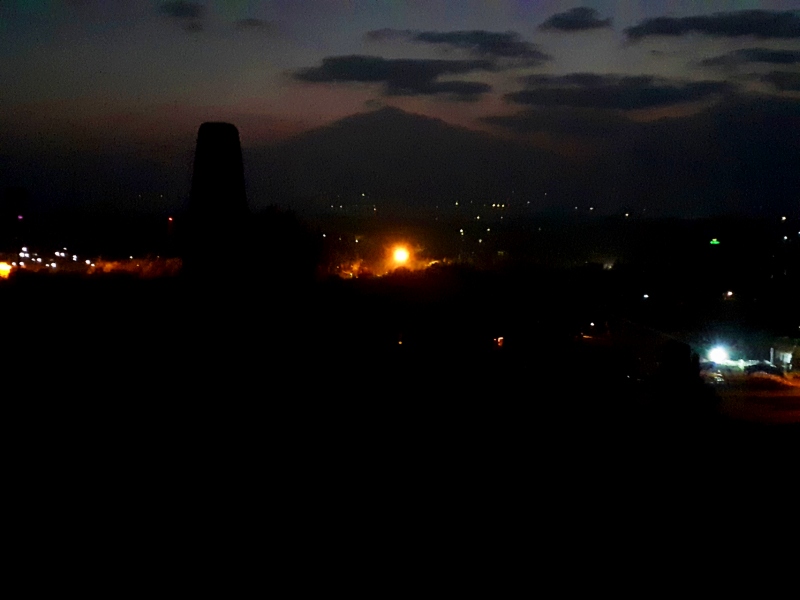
[1,1,799,216]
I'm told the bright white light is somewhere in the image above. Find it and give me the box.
[90,263,95,267]
[19,252,24,257]
[727,291,733,297]
[36,258,41,263]
[708,347,729,363]
[643,294,649,299]
[590,322,595,327]
[73,255,77,261]
[782,216,786,221]
[50,262,56,268]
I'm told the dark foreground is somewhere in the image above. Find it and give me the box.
[4,270,796,584]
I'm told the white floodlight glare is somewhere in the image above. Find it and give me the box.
[708,347,729,363]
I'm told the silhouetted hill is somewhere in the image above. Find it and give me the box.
[244,107,566,212]
[243,100,800,217]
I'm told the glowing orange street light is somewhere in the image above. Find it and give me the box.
[393,247,409,264]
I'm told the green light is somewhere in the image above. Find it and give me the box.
[710,238,720,245]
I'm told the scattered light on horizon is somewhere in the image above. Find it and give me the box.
[708,347,729,363]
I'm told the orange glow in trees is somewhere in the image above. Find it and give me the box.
[393,247,409,264]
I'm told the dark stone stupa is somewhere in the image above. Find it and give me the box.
[184,122,251,276]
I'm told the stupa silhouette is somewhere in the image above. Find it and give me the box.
[184,123,250,276]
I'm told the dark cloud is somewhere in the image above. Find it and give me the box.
[365,29,550,64]
[626,10,800,40]
[539,7,612,31]
[235,18,274,31]
[414,30,550,62]
[159,1,204,32]
[159,1,204,20]
[762,71,800,91]
[701,48,800,67]
[293,55,493,99]
[506,74,733,110]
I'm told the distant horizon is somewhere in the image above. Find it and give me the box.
[1,2,799,217]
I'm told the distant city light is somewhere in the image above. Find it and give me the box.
[710,238,720,245]
[781,216,786,221]
[393,247,409,264]
[17,215,23,220]
[168,217,173,222]
[727,291,733,297]
[85,260,90,265]
[708,347,729,363]
[643,294,649,299]
[21,247,27,252]
[0,262,12,278]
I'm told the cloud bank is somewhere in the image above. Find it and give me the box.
[506,74,732,110]
[539,7,612,32]
[294,55,493,100]
[626,10,800,40]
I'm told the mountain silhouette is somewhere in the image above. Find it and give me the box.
[244,107,565,211]
[243,101,800,217]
